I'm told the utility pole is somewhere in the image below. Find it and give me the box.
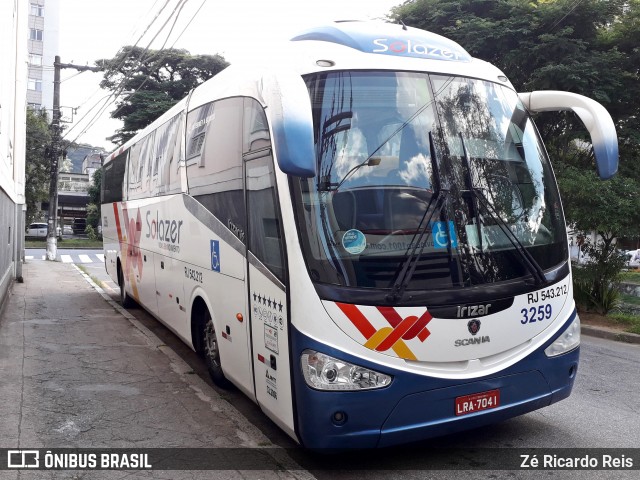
[45,56,101,261]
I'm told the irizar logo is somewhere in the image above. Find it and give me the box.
[456,304,491,318]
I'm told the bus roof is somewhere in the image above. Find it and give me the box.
[291,21,472,63]
[105,21,513,162]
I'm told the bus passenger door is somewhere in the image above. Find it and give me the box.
[136,249,159,317]
[245,149,295,439]
[155,254,187,338]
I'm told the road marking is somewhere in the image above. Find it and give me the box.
[26,252,109,264]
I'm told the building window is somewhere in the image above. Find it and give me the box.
[29,54,43,66]
[29,29,43,41]
[28,78,42,92]
[30,4,44,16]
[28,103,41,110]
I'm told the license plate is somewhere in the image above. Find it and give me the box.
[455,389,500,416]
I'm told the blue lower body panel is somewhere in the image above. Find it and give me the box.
[291,313,579,449]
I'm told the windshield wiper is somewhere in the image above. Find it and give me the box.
[458,134,547,286]
[387,132,448,303]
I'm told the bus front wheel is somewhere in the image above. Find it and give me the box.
[203,309,231,388]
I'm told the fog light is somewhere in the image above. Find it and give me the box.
[332,411,347,425]
[569,365,577,378]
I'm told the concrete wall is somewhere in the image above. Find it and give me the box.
[0,190,21,301]
[0,0,28,306]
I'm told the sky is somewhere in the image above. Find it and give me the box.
[58,0,403,151]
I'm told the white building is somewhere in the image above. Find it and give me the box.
[82,152,103,179]
[26,0,60,113]
[0,0,28,299]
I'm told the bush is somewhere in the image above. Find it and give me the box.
[572,239,627,314]
[85,224,98,241]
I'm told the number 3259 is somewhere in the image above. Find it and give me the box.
[521,304,552,324]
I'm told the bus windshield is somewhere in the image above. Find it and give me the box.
[293,71,567,293]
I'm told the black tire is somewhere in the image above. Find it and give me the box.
[203,309,231,388]
[118,264,135,308]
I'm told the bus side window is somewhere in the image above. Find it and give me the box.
[244,98,285,282]
[153,114,181,196]
[187,98,246,243]
[102,151,127,203]
[166,112,185,195]
[128,132,155,200]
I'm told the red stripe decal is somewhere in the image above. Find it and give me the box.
[336,302,376,339]
[113,202,123,243]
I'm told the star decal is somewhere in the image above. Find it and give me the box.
[253,292,284,312]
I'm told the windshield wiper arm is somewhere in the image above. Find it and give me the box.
[458,134,546,286]
[387,132,447,303]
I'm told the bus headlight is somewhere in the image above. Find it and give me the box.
[545,315,581,357]
[300,350,392,391]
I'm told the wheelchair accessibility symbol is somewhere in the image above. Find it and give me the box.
[432,221,458,248]
[210,240,220,272]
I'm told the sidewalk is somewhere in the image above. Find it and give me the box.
[0,260,312,479]
[1,261,638,477]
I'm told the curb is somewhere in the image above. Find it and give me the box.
[71,264,316,480]
[581,325,640,345]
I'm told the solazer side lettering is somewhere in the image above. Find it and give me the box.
[146,210,183,244]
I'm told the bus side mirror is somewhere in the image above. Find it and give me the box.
[518,91,618,179]
[263,71,316,178]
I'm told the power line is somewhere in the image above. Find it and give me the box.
[547,0,584,32]
[170,0,207,48]
[67,0,196,146]
[64,0,176,127]
[64,0,183,145]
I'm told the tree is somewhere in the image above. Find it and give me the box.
[96,46,229,145]
[390,0,640,233]
[390,1,640,311]
[25,108,52,226]
[85,168,102,240]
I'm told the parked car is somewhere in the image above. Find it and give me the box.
[626,249,640,268]
[26,222,61,239]
[63,224,73,235]
[72,218,86,234]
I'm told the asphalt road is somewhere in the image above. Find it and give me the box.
[30,250,640,477]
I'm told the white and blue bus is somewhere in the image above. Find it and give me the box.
[102,21,618,449]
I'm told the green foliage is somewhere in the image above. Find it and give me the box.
[608,312,640,335]
[84,224,98,241]
[85,169,103,240]
[25,237,103,248]
[96,46,229,145]
[572,240,627,314]
[391,0,640,255]
[85,205,100,241]
[621,271,640,285]
[619,293,640,307]
[555,161,640,241]
[25,108,52,225]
